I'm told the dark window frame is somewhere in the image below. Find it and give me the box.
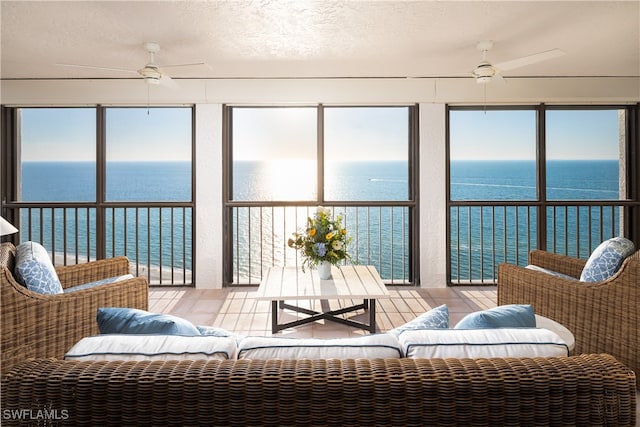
[446,103,640,285]
[223,104,420,286]
[1,105,197,286]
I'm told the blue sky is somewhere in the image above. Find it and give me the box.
[21,108,96,161]
[324,107,409,162]
[20,107,621,162]
[450,109,620,161]
[232,107,409,162]
[20,107,192,162]
[106,108,192,161]
[232,108,317,161]
[545,110,621,160]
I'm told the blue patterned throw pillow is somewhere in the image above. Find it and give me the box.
[389,304,449,336]
[580,237,635,282]
[15,241,63,294]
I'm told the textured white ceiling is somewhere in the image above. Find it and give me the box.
[1,0,639,81]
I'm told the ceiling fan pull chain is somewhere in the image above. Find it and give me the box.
[483,84,487,114]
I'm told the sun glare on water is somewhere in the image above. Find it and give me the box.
[266,159,316,200]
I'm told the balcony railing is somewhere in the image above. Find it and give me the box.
[226,203,415,286]
[449,201,634,284]
[5,202,193,286]
[5,199,634,288]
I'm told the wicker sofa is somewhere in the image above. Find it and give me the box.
[1,354,636,426]
[0,242,149,374]
[497,248,639,383]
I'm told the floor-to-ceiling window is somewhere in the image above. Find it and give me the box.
[224,105,418,285]
[449,108,537,282]
[545,108,626,257]
[1,106,195,286]
[448,105,639,285]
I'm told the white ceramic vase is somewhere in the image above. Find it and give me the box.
[317,260,332,280]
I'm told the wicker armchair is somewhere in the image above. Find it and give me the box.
[0,242,149,374]
[497,249,639,381]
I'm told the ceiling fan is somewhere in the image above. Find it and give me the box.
[466,40,565,84]
[57,42,207,87]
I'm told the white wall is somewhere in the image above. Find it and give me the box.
[1,77,638,106]
[194,104,223,289]
[419,104,448,288]
[1,77,638,288]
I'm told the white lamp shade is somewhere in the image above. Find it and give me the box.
[0,216,18,236]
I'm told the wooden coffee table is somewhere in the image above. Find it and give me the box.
[256,265,390,333]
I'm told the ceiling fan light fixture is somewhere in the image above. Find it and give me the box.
[138,65,162,84]
[472,62,496,84]
[473,62,495,76]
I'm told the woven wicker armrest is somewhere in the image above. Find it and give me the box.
[1,260,149,375]
[497,262,584,330]
[56,256,132,289]
[528,249,585,277]
[1,355,635,426]
[54,274,149,306]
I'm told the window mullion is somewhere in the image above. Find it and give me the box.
[537,103,547,251]
[317,105,324,204]
[96,106,106,260]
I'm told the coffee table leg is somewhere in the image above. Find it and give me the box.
[270,298,378,334]
[271,300,279,334]
[368,299,376,333]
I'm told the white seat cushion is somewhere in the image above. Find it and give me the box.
[535,314,575,352]
[65,334,238,361]
[64,274,135,293]
[237,334,402,360]
[525,264,578,281]
[399,328,569,359]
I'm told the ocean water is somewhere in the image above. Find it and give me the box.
[450,160,621,280]
[231,161,411,282]
[17,160,620,282]
[451,160,619,201]
[21,161,192,202]
[232,161,409,201]
[20,161,193,272]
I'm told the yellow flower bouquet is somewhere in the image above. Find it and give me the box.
[287,207,352,272]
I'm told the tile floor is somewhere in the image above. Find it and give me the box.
[149,285,497,337]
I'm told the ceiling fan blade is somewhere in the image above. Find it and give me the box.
[158,74,179,89]
[160,62,209,70]
[407,70,473,79]
[492,73,506,84]
[493,48,565,71]
[56,63,137,74]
